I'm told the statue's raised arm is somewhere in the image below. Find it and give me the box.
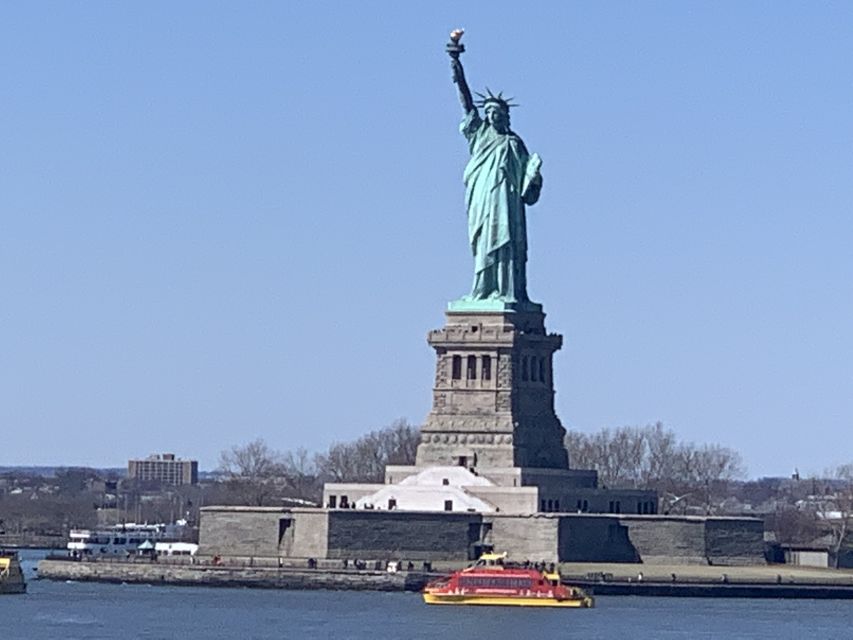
[447,29,475,114]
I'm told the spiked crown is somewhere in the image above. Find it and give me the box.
[474,88,518,112]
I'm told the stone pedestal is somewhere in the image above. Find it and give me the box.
[415,306,570,470]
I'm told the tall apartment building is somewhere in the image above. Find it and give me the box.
[127,453,198,486]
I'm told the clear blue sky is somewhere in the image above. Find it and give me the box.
[2,2,851,477]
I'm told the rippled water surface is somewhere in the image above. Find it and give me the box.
[4,550,852,639]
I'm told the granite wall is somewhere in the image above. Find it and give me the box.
[486,514,558,562]
[199,507,294,558]
[616,517,708,564]
[558,516,640,563]
[326,510,481,561]
[615,516,768,566]
[704,518,766,566]
[288,510,329,559]
[198,506,765,566]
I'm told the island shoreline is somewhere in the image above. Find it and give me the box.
[37,559,853,599]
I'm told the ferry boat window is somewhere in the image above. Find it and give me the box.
[340,495,349,508]
[328,495,337,508]
[442,478,449,485]
[388,498,397,510]
[482,355,491,381]
[444,500,453,511]
[460,576,534,589]
[452,355,462,380]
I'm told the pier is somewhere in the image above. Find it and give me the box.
[37,557,853,599]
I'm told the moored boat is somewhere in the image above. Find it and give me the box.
[423,553,593,608]
[0,550,26,595]
[66,521,196,559]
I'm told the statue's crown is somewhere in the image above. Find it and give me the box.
[475,89,517,111]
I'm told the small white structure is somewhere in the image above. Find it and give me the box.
[783,546,830,568]
[155,542,198,556]
[136,540,156,556]
[323,466,545,513]
[356,466,496,512]
[325,464,545,514]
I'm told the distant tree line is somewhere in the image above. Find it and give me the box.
[217,418,419,506]
[567,423,852,564]
[3,419,849,565]
[566,422,746,514]
[0,421,420,540]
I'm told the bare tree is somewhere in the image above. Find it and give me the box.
[566,423,746,514]
[565,430,598,476]
[767,507,821,546]
[280,447,322,503]
[608,427,647,486]
[643,422,678,485]
[567,423,672,488]
[381,419,421,465]
[315,419,419,483]
[218,438,283,506]
[674,444,746,514]
[826,463,853,568]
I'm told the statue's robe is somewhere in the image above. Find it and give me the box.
[461,110,538,301]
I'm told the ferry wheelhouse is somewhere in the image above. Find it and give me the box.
[423,553,593,608]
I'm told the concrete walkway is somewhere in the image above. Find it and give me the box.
[559,562,853,585]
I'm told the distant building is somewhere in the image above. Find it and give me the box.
[127,453,198,486]
[781,545,830,568]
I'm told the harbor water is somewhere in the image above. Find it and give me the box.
[4,550,853,640]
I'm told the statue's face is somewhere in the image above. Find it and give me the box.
[485,104,509,133]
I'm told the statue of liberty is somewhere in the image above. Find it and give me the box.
[447,30,543,307]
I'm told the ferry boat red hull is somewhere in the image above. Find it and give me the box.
[423,554,593,608]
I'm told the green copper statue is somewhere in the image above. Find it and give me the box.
[447,29,543,307]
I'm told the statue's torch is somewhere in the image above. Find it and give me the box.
[446,28,465,58]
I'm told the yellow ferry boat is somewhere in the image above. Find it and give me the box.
[423,553,593,608]
[0,551,26,595]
